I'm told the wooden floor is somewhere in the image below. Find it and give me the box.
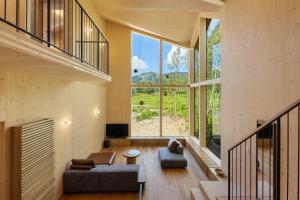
[61,146,208,200]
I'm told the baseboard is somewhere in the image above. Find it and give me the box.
[107,137,187,146]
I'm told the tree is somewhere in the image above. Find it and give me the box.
[167,46,188,113]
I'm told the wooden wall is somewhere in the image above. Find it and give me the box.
[220,0,300,171]
[0,71,107,200]
[106,22,132,132]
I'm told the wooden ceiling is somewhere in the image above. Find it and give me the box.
[89,0,223,44]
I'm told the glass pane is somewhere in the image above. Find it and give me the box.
[131,88,160,136]
[131,33,160,85]
[194,39,200,83]
[162,88,189,136]
[206,19,221,80]
[194,87,199,139]
[206,84,221,158]
[162,42,189,85]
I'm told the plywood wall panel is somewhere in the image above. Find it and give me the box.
[220,0,300,173]
[106,22,132,132]
[0,70,106,200]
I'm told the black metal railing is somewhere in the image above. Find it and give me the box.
[0,0,109,74]
[228,98,300,200]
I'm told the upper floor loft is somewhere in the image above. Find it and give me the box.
[0,0,110,82]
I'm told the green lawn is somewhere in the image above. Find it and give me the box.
[132,88,188,121]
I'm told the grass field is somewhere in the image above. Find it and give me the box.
[131,88,189,135]
[132,88,188,121]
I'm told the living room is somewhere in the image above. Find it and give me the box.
[1,0,300,200]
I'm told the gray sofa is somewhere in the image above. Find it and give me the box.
[63,164,140,193]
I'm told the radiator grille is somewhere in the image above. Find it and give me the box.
[12,119,55,200]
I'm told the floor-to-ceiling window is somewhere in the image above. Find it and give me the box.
[206,18,221,158]
[193,39,200,139]
[131,32,189,137]
[191,18,221,158]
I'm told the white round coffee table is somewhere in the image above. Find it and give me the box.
[123,149,141,164]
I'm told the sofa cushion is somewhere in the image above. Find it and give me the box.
[71,159,96,168]
[99,164,140,192]
[63,165,108,193]
[158,147,187,168]
[168,137,179,153]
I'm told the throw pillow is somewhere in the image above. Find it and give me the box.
[71,159,96,168]
[175,141,184,154]
[168,137,179,153]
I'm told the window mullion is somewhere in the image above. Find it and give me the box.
[159,39,163,137]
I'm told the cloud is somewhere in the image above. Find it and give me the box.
[166,46,188,67]
[131,56,148,70]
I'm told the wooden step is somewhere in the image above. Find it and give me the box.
[191,188,206,200]
[199,181,228,200]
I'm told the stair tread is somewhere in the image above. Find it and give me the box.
[199,181,227,200]
[191,188,206,200]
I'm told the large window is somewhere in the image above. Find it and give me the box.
[131,33,189,137]
[191,18,221,159]
[206,19,221,157]
[193,38,200,139]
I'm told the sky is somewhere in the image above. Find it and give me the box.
[131,20,221,77]
[131,32,189,78]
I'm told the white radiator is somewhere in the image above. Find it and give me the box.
[11,119,55,200]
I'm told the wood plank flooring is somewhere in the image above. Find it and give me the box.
[61,146,208,200]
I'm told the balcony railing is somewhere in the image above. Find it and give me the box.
[0,0,109,74]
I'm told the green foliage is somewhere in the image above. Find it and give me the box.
[206,21,221,80]
[162,89,188,118]
[205,20,221,148]
[206,84,221,141]
[135,108,159,121]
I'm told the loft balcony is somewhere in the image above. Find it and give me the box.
[0,0,110,82]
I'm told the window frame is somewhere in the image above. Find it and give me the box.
[190,18,221,159]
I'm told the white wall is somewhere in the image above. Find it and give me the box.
[0,70,107,200]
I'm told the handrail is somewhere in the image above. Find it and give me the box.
[228,98,300,200]
[228,98,300,151]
